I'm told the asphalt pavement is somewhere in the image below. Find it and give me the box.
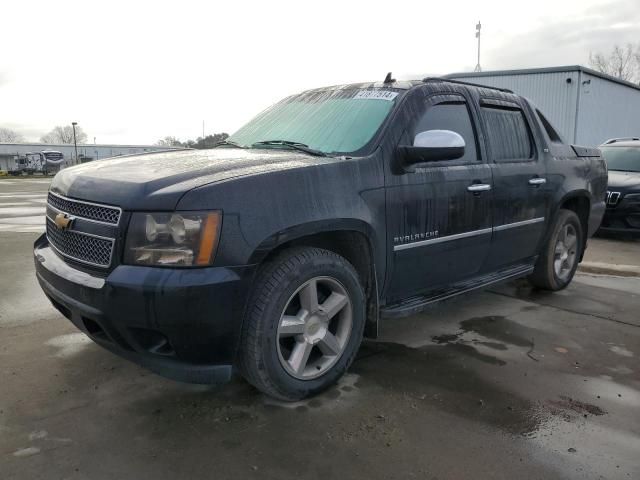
[1,178,638,480]
[0,177,49,234]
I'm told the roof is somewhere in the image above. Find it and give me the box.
[296,77,515,97]
[446,65,640,92]
[302,79,421,94]
[600,140,640,147]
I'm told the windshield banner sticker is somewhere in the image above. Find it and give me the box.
[353,90,398,101]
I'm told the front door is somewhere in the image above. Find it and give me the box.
[385,90,493,301]
[479,98,549,270]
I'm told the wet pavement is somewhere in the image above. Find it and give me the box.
[1,179,639,479]
[0,177,48,233]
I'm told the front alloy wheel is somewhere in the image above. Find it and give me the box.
[239,247,365,401]
[277,276,352,380]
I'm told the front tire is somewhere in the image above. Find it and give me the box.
[529,209,583,290]
[239,247,366,401]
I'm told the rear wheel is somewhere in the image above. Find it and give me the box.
[239,247,365,400]
[529,209,583,290]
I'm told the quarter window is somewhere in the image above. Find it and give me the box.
[482,106,534,161]
[415,102,479,162]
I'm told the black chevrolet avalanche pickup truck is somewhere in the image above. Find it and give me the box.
[35,77,607,400]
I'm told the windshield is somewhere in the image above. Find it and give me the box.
[228,88,399,154]
[601,146,640,172]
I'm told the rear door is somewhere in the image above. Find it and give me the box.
[479,98,550,270]
[385,90,493,300]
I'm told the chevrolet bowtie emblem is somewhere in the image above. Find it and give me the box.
[54,213,74,230]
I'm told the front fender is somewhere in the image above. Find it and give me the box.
[247,218,379,264]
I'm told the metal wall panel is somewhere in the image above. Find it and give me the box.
[0,143,182,167]
[448,71,580,143]
[576,72,640,146]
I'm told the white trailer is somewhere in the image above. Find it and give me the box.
[9,150,65,176]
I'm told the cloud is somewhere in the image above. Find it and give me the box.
[3,0,640,144]
[484,0,640,70]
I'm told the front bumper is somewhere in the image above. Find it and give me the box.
[598,198,640,235]
[34,234,255,384]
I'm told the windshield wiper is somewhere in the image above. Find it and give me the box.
[212,140,246,149]
[251,140,327,157]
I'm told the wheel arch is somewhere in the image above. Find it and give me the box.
[248,220,381,338]
[552,190,591,260]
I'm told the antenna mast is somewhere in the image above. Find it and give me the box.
[474,21,482,72]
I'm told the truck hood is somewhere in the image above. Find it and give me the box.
[50,148,334,210]
[608,170,640,191]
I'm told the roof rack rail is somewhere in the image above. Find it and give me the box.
[422,77,514,94]
[602,137,640,145]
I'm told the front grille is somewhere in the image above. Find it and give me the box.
[48,192,121,225]
[46,218,114,267]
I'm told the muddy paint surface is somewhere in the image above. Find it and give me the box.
[1,180,639,480]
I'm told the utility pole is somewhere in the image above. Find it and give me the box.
[474,21,482,72]
[71,122,79,164]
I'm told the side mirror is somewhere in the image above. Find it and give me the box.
[398,130,466,168]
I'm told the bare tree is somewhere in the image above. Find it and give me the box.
[589,43,640,84]
[156,133,230,149]
[155,136,183,147]
[0,127,25,143]
[41,125,88,144]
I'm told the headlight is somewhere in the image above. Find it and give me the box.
[124,211,222,266]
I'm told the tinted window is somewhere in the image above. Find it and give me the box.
[415,102,478,162]
[482,107,534,161]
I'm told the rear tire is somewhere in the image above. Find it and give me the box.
[529,209,583,291]
[239,247,366,401]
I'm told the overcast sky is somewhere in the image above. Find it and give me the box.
[2,0,639,145]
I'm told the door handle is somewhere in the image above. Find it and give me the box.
[528,177,547,186]
[467,183,492,193]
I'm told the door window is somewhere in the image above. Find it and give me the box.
[481,106,534,161]
[415,102,479,163]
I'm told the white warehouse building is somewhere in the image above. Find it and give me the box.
[0,143,182,172]
[447,65,640,147]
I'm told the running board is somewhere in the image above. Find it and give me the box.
[380,264,534,319]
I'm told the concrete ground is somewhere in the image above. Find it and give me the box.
[1,178,639,480]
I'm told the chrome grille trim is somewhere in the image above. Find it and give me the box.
[606,191,621,206]
[47,191,122,226]
[46,217,115,268]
